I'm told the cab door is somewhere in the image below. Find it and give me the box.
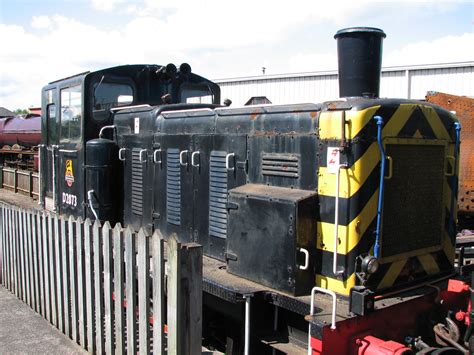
[41,87,61,212]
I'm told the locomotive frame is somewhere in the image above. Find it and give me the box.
[37,27,474,354]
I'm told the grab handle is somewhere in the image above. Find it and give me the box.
[180,150,189,166]
[298,248,309,270]
[139,149,147,163]
[226,153,235,171]
[191,151,200,167]
[118,148,127,161]
[153,149,162,164]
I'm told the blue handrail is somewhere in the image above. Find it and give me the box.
[449,122,461,235]
[373,115,385,258]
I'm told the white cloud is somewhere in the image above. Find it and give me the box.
[31,16,52,30]
[0,1,471,109]
[90,0,124,12]
[384,32,474,67]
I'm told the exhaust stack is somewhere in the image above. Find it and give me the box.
[334,27,386,98]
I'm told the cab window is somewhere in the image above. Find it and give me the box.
[60,85,82,144]
[93,82,134,110]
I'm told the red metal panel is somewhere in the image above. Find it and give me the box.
[426,92,474,214]
[0,114,41,148]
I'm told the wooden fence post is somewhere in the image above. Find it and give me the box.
[26,210,34,308]
[36,211,44,315]
[60,216,70,336]
[84,218,95,352]
[102,221,114,355]
[168,234,203,355]
[93,220,105,354]
[54,215,63,330]
[113,223,125,354]
[48,214,57,327]
[19,209,26,303]
[152,229,165,355]
[76,217,86,348]
[42,212,50,320]
[69,215,78,343]
[137,228,150,355]
[125,226,137,355]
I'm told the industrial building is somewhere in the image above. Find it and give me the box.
[215,61,474,106]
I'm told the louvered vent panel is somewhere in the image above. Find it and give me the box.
[166,149,181,225]
[131,148,143,215]
[209,151,228,239]
[262,153,299,178]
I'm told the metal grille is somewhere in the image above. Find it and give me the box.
[262,153,299,178]
[209,151,228,239]
[166,149,181,225]
[381,144,445,258]
[131,148,143,215]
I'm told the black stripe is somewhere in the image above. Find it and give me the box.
[316,218,377,281]
[318,165,380,225]
[434,250,454,270]
[394,257,428,284]
[398,106,437,138]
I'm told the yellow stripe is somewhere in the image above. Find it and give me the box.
[442,232,455,263]
[318,104,416,199]
[315,273,356,296]
[318,144,379,198]
[319,106,380,140]
[378,260,407,289]
[422,105,451,141]
[417,254,441,275]
[317,191,378,254]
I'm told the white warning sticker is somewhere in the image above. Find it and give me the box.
[134,117,140,134]
[327,147,340,174]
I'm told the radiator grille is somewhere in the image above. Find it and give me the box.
[209,151,228,239]
[381,144,445,258]
[131,148,143,215]
[166,149,181,226]
[262,153,299,178]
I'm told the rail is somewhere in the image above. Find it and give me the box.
[0,203,203,354]
[0,167,39,198]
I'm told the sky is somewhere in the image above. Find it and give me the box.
[0,0,473,110]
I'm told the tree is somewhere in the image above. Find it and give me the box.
[14,109,30,115]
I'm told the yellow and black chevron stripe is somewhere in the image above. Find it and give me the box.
[315,100,459,296]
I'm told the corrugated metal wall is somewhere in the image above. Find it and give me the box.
[215,62,473,106]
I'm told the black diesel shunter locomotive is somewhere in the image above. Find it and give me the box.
[39,28,473,354]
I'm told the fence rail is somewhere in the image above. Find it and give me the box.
[0,167,39,198]
[0,202,203,354]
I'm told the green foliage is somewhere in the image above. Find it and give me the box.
[14,108,30,115]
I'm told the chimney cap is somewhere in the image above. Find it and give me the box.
[334,27,386,39]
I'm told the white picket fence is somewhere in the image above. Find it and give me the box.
[0,202,203,354]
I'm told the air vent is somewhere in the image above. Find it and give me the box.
[262,153,299,178]
[131,148,143,215]
[209,151,228,239]
[166,149,181,226]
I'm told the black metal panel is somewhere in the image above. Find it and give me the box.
[209,151,228,239]
[166,148,181,225]
[248,135,318,190]
[227,184,317,296]
[381,144,445,257]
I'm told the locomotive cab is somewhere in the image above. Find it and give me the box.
[40,64,220,222]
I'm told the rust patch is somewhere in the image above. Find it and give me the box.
[426,92,474,215]
[250,109,261,121]
[310,111,318,119]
